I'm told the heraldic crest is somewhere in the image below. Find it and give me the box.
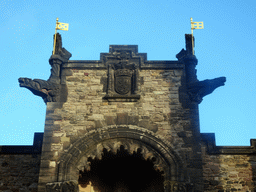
[114,68,133,95]
[103,49,140,101]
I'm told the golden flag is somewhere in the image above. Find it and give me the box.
[56,22,69,31]
[190,18,204,55]
[53,18,69,54]
[191,21,204,30]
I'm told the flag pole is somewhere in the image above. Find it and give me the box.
[190,17,195,55]
[53,18,59,55]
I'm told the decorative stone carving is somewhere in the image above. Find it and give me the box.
[46,180,78,192]
[176,34,226,105]
[114,67,133,95]
[102,47,141,101]
[187,76,226,103]
[57,125,184,186]
[76,138,167,173]
[18,33,72,103]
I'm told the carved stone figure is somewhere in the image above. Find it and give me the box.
[18,33,72,103]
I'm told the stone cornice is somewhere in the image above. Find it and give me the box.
[63,60,184,69]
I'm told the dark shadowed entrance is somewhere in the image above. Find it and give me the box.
[78,145,164,192]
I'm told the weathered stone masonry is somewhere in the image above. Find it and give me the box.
[1,33,255,192]
[0,133,43,192]
[201,134,256,191]
[37,43,202,191]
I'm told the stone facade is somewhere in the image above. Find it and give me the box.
[1,33,255,192]
[0,133,43,192]
[201,134,256,191]
[35,40,206,191]
[203,153,256,191]
[0,154,40,191]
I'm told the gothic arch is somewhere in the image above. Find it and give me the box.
[57,125,184,187]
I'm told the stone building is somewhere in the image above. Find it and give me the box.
[0,33,256,192]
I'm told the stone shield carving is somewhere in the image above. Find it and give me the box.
[114,69,132,95]
[102,48,141,101]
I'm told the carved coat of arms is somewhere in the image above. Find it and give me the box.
[103,49,140,101]
[114,69,133,95]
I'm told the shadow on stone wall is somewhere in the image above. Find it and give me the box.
[158,66,205,191]
[200,135,222,191]
[0,133,43,191]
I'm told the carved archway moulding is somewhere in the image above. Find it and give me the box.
[56,125,185,187]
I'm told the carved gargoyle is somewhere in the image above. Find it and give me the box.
[18,33,72,103]
[187,77,226,103]
[177,34,226,105]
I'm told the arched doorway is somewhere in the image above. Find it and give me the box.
[55,126,185,191]
[78,146,164,192]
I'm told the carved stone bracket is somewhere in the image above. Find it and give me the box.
[46,180,78,192]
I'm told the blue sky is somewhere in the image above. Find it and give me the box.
[1,0,256,146]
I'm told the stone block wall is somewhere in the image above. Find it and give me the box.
[202,154,256,191]
[38,67,206,190]
[50,68,193,151]
[0,154,41,192]
[0,133,43,192]
[58,70,188,142]
[201,136,256,192]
